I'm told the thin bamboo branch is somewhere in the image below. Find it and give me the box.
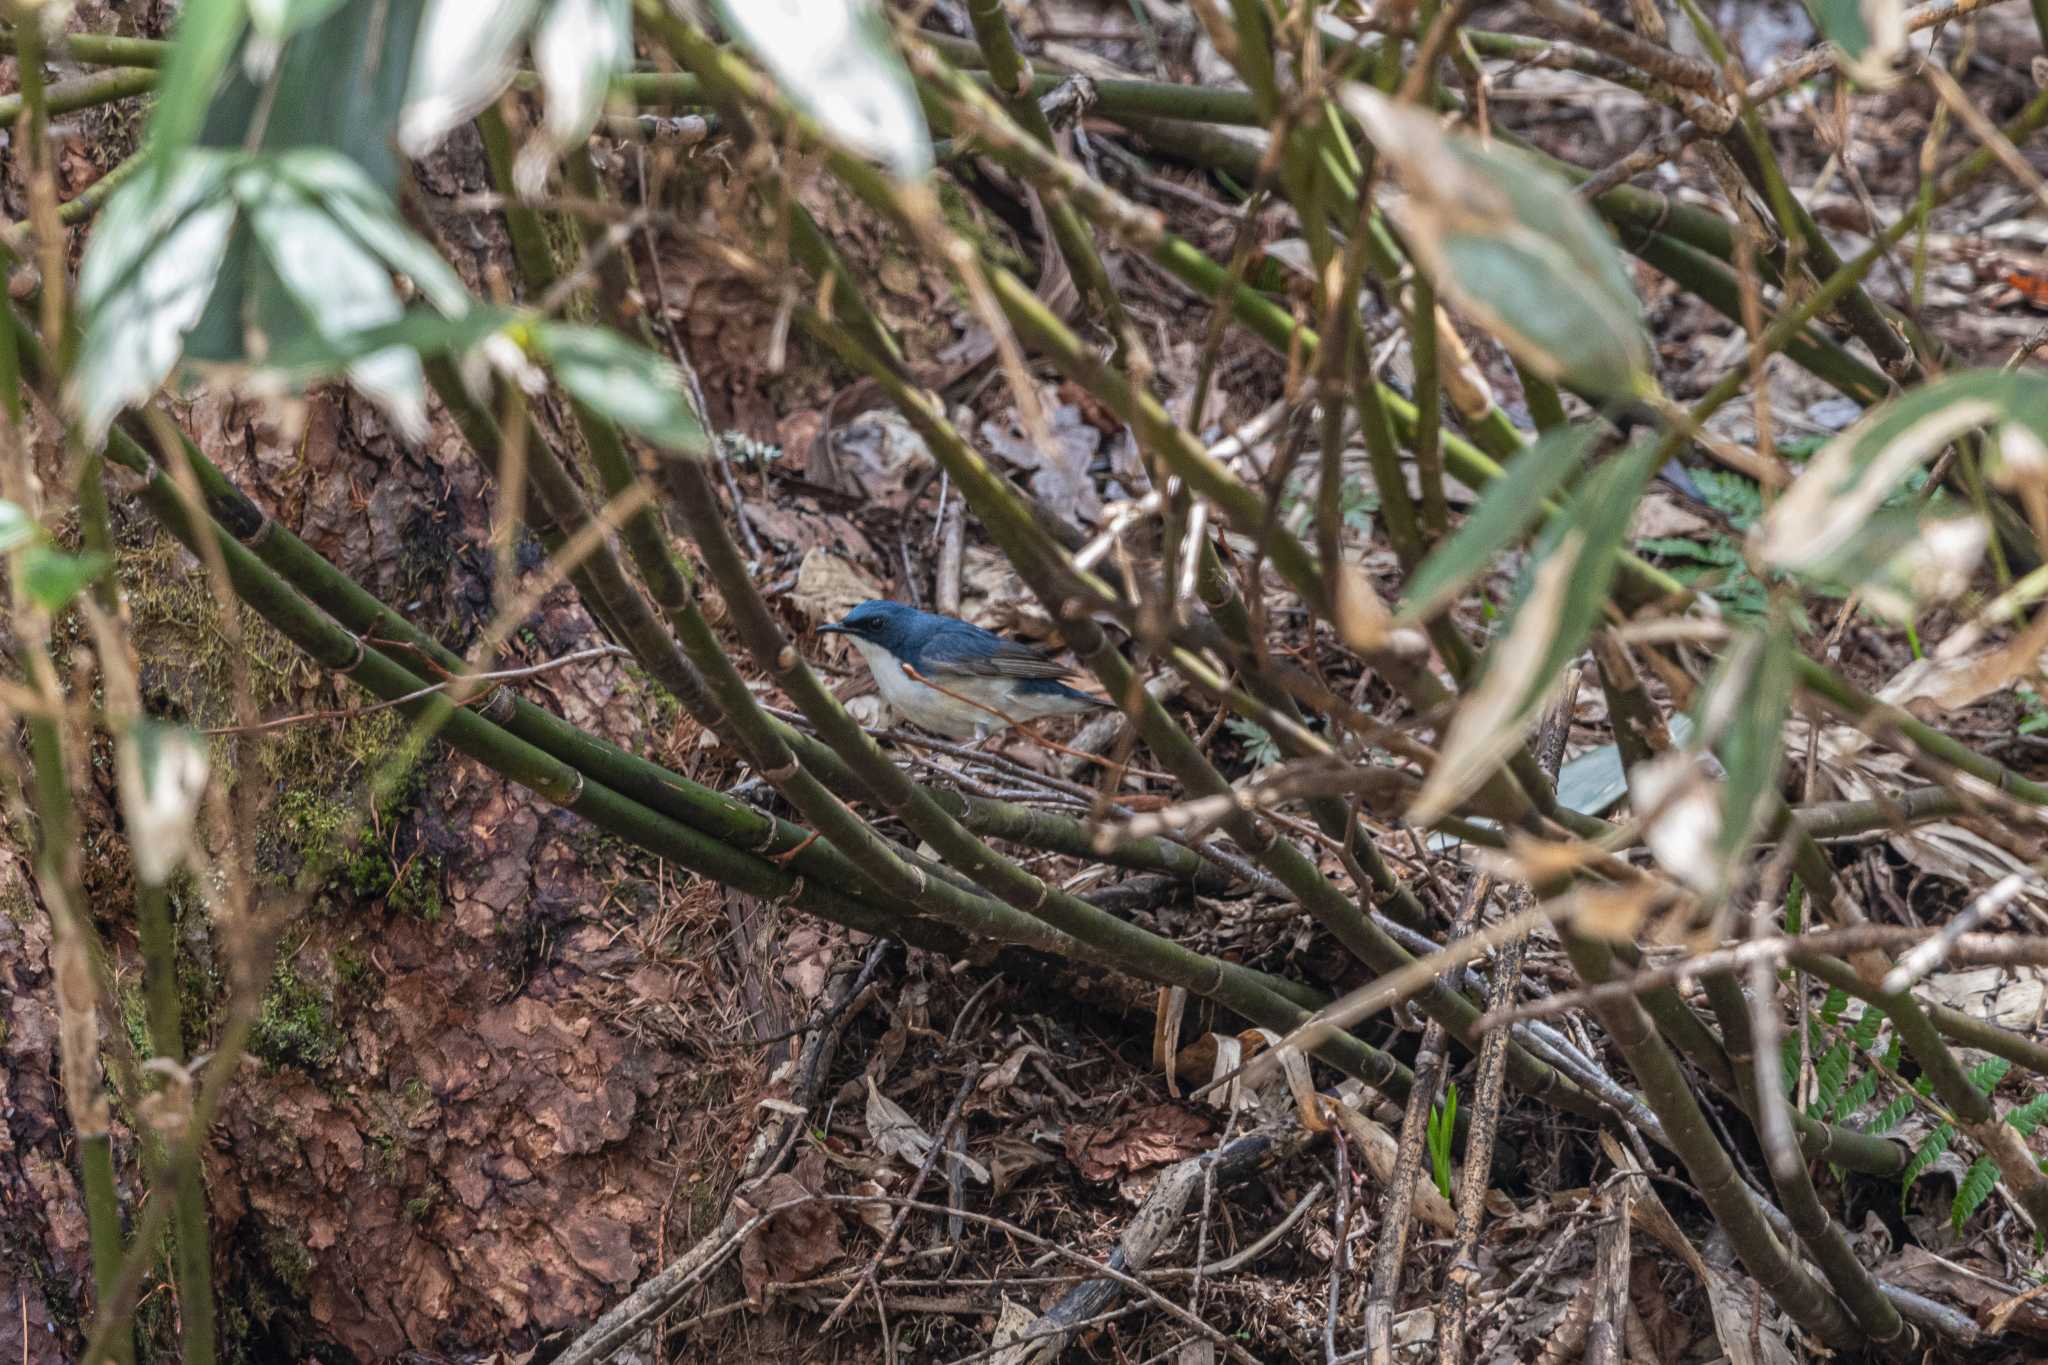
[1563,932,1860,1347]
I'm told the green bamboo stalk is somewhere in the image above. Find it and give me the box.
[785,199,909,375]
[1564,932,1860,1347]
[1677,83,2048,444]
[1722,127,1920,380]
[1590,638,1911,1177]
[0,65,154,126]
[88,384,1238,894]
[1617,230,1889,405]
[476,106,560,290]
[129,464,965,949]
[1671,1,1918,384]
[1701,973,1910,1344]
[509,64,1405,1073]
[5,13,132,1351]
[463,137,1378,1046]
[24,705,134,1365]
[1794,950,2048,1081]
[956,40,1443,923]
[1149,220,2048,831]
[109,389,1325,1072]
[135,871,217,1365]
[1410,278,1447,539]
[464,137,1246,918]
[963,0,1133,333]
[0,25,167,66]
[1191,538,1437,931]
[136,412,1416,1105]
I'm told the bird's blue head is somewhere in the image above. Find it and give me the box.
[817,600,935,658]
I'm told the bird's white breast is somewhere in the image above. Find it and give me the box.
[847,637,995,738]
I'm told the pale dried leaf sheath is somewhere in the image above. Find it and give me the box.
[1409,536,1581,826]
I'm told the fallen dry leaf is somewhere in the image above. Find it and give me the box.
[790,548,884,626]
[1630,492,1712,541]
[985,1135,1058,1197]
[1879,1244,2048,1337]
[981,403,1104,528]
[830,408,934,504]
[865,1076,990,1183]
[1922,966,2048,1031]
[778,925,835,1002]
[736,1155,843,1305]
[1063,1103,1213,1183]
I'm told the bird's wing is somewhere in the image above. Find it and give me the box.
[915,622,1078,681]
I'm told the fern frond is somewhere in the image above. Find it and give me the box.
[1901,1121,1955,1208]
[2008,1092,2048,1137]
[1969,1056,2012,1096]
[1830,1068,1880,1124]
[1951,1156,2001,1232]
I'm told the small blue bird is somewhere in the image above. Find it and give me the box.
[819,600,1111,740]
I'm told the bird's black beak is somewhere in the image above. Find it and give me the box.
[816,623,847,636]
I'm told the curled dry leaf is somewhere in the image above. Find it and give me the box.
[1335,561,1403,653]
[985,1136,1058,1197]
[1880,607,2048,721]
[1571,883,1661,942]
[1497,830,1607,886]
[1180,1028,1289,1117]
[1063,1103,1213,1183]
[847,1179,894,1237]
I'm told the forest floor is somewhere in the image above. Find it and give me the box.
[9,1,2048,1362]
